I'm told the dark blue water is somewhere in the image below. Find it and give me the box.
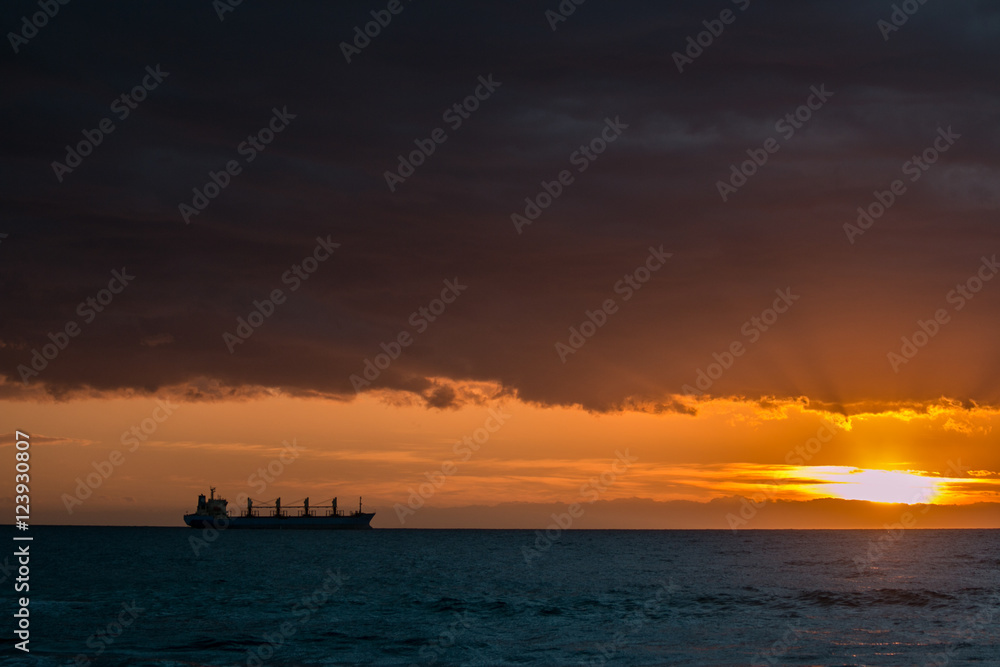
[3,527,998,666]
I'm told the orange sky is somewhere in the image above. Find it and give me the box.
[3,386,998,528]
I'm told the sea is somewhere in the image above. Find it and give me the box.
[3,527,998,666]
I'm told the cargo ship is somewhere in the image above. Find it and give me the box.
[183,488,374,529]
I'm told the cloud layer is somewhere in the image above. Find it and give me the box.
[2,0,999,411]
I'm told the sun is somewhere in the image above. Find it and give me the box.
[810,468,944,504]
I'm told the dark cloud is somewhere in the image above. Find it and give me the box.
[0,432,96,446]
[2,0,999,410]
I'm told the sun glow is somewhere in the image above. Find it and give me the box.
[808,467,945,504]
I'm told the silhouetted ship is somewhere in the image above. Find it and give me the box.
[183,488,374,529]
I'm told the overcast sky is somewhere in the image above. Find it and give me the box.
[4,0,999,413]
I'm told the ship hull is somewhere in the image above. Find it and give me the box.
[183,513,374,530]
